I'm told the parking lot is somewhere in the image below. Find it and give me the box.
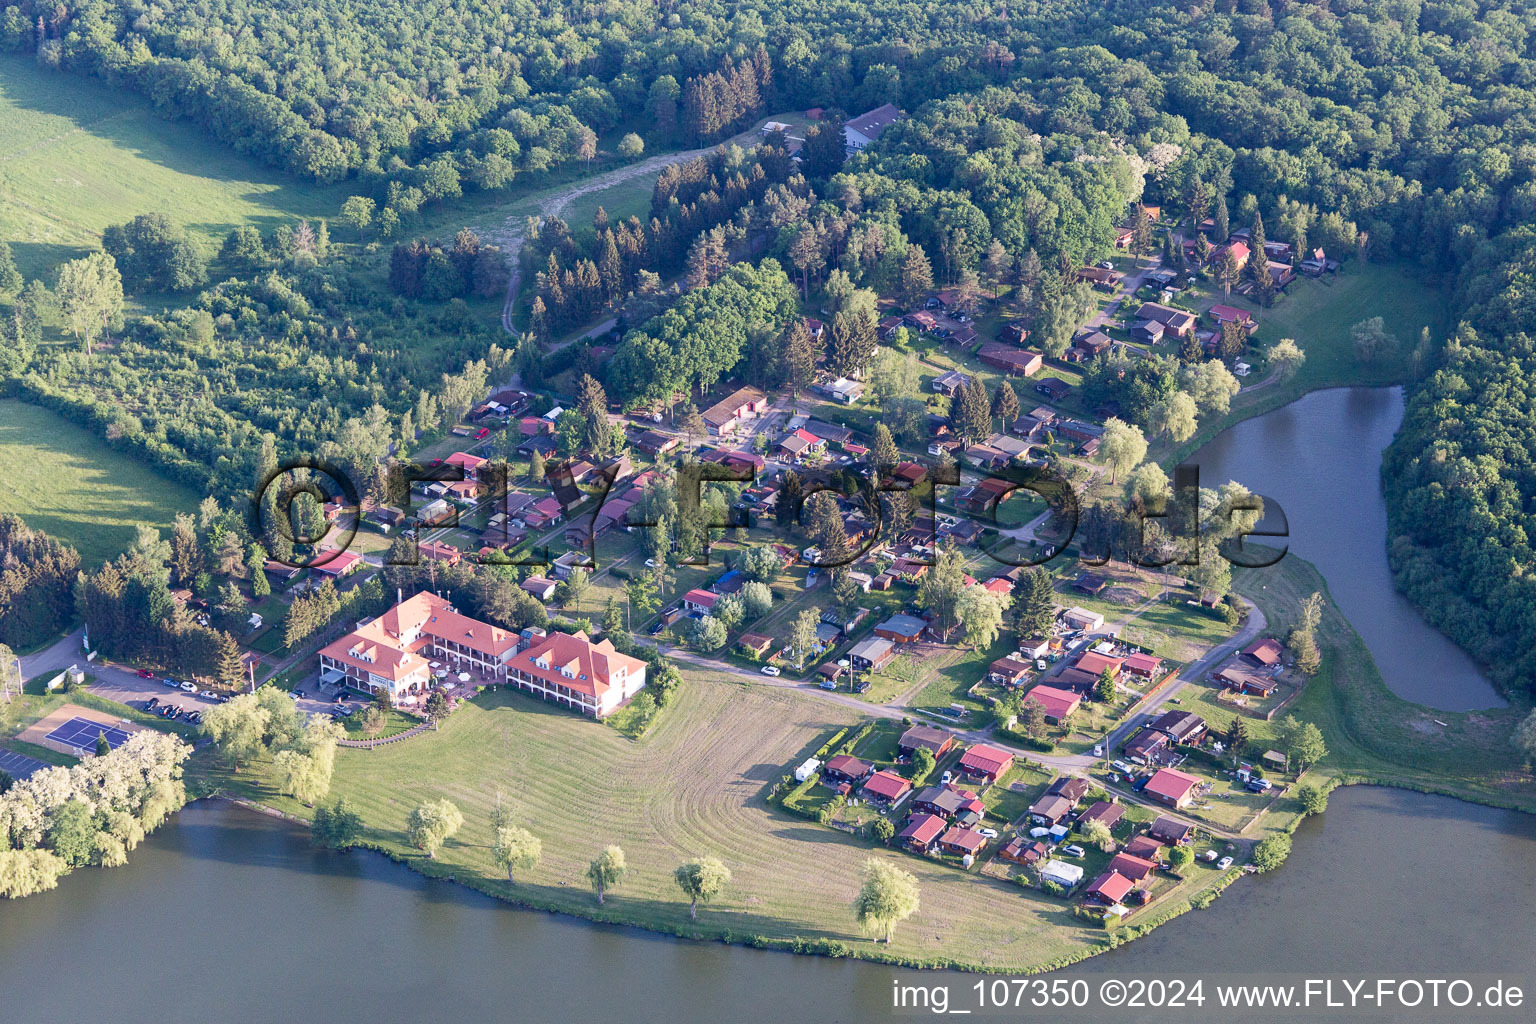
[88,672,371,725]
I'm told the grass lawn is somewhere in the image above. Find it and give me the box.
[0,56,344,280]
[1159,262,1450,466]
[195,668,1134,972]
[1233,550,1536,811]
[0,399,202,566]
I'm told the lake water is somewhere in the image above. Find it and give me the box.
[3,386,1528,1022]
[2,793,1532,1023]
[1189,386,1506,711]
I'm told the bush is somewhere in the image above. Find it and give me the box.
[1251,834,1292,872]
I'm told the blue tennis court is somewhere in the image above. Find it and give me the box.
[0,748,48,780]
[45,717,132,752]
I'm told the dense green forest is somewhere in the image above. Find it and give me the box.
[4,0,1536,690]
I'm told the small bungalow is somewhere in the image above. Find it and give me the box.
[848,636,896,672]
[899,813,948,853]
[1208,304,1256,329]
[1148,710,1207,745]
[1121,652,1163,679]
[988,655,1034,687]
[1028,794,1074,827]
[1107,852,1158,882]
[521,576,558,601]
[312,547,364,577]
[823,754,873,786]
[1124,728,1171,764]
[932,369,971,396]
[939,827,989,858]
[1123,835,1165,860]
[861,770,912,807]
[777,428,827,461]
[912,786,984,824]
[738,632,774,659]
[999,323,1030,345]
[1147,816,1193,845]
[1061,607,1104,631]
[874,613,927,643]
[1084,870,1136,907]
[1022,684,1081,724]
[1243,638,1285,667]
[682,589,720,613]
[1000,837,1050,865]
[897,725,957,760]
[1143,767,1202,809]
[634,429,680,456]
[1214,657,1277,696]
[1034,377,1072,401]
[978,343,1044,377]
[1133,302,1197,338]
[1075,651,1124,679]
[1077,801,1125,832]
[1130,320,1165,347]
[957,744,1014,784]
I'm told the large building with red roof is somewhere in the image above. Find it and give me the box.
[320,592,646,717]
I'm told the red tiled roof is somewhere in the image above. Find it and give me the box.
[959,744,1014,777]
[683,589,719,609]
[1076,651,1124,676]
[1123,652,1162,674]
[862,770,911,801]
[1024,684,1080,720]
[940,827,988,854]
[1243,638,1284,665]
[899,813,947,845]
[1107,852,1158,881]
[1087,870,1136,904]
[515,630,645,699]
[1143,767,1201,804]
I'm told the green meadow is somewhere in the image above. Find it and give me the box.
[0,55,344,280]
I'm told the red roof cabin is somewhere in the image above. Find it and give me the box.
[1075,651,1124,679]
[899,813,947,853]
[1022,684,1081,723]
[939,826,989,857]
[1085,870,1137,907]
[958,744,1015,784]
[1243,638,1284,666]
[682,589,720,613]
[1121,652,1163,679]
[861,770,912,807]
[823,754,873,785]
[1107,852,1158,882]
[1143,767,1202,809]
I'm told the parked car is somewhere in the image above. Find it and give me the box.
[759,666,781,677]
[162,677,179,688]
[1246,778,1273,793]
[474,428,490,439]
[145,698,160,710]
[179,681,198,693]
[1062,844,1086,858]
[977,828,999,840]
[1217,856,1234,870]
[1111,760,1134,774]
[1029,827,1051,839]
[940,770,953,785]
[159,705,177,718]
[1097,260,1114,270]
[136,668,154,679]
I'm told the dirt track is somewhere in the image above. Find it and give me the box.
[493,146,715,339]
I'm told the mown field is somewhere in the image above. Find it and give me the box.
[198,668,1180,972]
[0,55,343,280]
[0,399,201,565]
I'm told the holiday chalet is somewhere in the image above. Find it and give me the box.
[320,592,646,718]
